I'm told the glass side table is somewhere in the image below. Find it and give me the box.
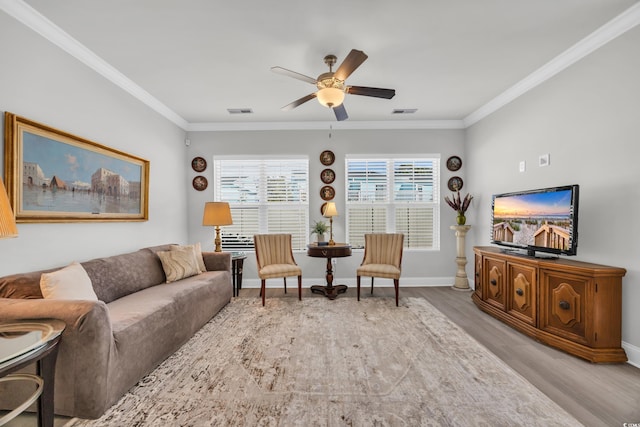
[0,319,65,427]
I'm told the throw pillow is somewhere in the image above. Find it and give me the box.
[40,262,98,301]
[157,247,201,283]
[170,243,206,273]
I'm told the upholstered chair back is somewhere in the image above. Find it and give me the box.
[361,233,404,271]
[253,234,297,270]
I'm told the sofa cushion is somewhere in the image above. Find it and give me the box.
[171,243,206,273]
[81,248,166,303]
[157,247,201,283]
[40,262,98,300]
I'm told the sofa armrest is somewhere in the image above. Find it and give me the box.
[0,297,114,417]
[202,251,231,272]
[0,297,110,329]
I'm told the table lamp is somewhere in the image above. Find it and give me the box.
[322,202,338,246]
[202,202,233,252]
[0,178,18,239]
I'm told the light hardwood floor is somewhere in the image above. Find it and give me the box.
[6,286,640,426]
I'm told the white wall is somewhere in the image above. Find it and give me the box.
[0,11,189,276]
[465,26,640,356]
[186,128,466,287]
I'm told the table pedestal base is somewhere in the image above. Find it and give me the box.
[310,284,348,300]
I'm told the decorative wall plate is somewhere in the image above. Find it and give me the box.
[447,176,463,192]
[320,168,335,184]
[446,155,462,171]
[192,176,208,191]
[191,156,207,172]
[320,150,335,166]
[320,185,335,201]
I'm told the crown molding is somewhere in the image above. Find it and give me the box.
[463,1,640,128]
[186,120,465,132]
[3,0,639,132]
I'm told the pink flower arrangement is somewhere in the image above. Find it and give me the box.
[444,191,473,215]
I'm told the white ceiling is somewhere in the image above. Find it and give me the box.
[4,0,640,130]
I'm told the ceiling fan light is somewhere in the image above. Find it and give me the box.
[317,87,345,108]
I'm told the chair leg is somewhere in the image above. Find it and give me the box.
[394,279,399,307]
[370,277,374,295]
[357,276,361,301]
[297,275,302,301]
[284,277,287,294]
[261,279,266,306]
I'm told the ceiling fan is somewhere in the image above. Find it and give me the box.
[271,49,396,121]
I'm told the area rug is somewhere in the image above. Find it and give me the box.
[64,297,581,426]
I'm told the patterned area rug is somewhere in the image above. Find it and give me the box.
[65,297,581,426]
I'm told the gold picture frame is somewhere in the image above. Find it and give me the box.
[4,112,149,222]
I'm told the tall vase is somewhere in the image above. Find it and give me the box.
[456,213,466,225]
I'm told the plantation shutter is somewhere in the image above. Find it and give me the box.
[393,159,439,249]
[346,160,388,247]
[346,156,439,249]
[214,157,309,251]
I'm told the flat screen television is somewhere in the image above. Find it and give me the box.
[490,184,579,257]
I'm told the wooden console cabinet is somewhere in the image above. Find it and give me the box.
[473,246,627,363]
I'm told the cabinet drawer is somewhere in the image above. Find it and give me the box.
[507,263,536,326]
[540,272,588,344]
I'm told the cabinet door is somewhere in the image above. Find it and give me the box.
[507,263,536,326]
[540,270,588,345]
[483,257,506,311]
[474,253,482,298]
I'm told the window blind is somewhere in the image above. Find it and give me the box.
[346,157,440,249]
[214,157,309,251]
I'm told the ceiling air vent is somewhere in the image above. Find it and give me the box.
[392,109,417,114]
[227,108,253,114]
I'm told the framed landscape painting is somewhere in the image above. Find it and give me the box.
[4,112,149,222]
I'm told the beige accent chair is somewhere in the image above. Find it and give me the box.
[356,233,404,306]
[253,234,303,306]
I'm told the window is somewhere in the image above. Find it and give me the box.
[345,156,440,249]
[213,156,309,251]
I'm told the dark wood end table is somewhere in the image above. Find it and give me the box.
[307,243,352,300]
[231,252,247,297]
[0,319,65,427]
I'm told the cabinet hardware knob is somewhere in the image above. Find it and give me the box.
[559,300,570,310]
[516,288,524,296]
[490,279,497,286]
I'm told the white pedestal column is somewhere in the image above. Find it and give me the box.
[450,225,472,291]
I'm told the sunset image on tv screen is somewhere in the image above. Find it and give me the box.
[492,189,572,250]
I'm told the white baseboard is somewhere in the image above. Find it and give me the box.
[623,341,640,368]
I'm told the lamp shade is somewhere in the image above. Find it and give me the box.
[322,202,338,218]
[202,202,233,226]
[317,88,345,108]
[0,178,18,239]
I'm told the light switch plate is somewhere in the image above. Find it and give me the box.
[539,154,550,167]
[519,161,526,172]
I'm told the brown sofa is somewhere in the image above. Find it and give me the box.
[0,244,232,419]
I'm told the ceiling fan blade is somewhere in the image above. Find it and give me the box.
[281,93,317,111]
[333,104,348,121]
[271,66,317,85]
[346,86,396,99]
[334,49,368,81]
